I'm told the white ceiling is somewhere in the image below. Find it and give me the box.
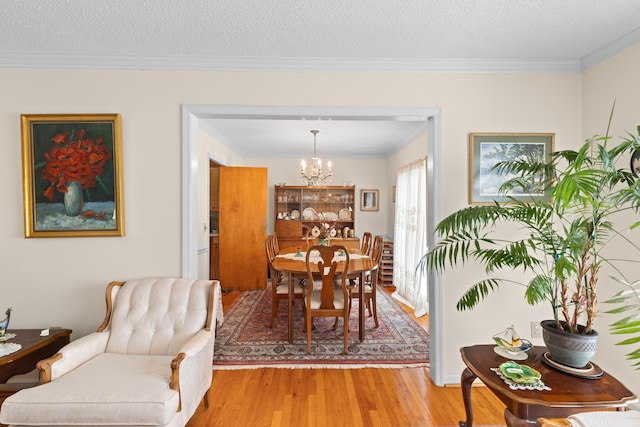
[3,0,640,158]
[201,116,430,159]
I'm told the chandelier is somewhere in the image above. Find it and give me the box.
[300,129,332,186]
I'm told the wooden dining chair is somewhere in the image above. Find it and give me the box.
[347,231,373,287]
[303,245,351,354]
[361,232,373,257]
[349,235,383,328]
[265,235,304,328]
[271,232,280,254]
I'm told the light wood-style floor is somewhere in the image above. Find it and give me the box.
[187,287,506,427]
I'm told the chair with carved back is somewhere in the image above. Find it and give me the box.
[349,235,383,328]
[304,226,315,249]
[347,231,373,287]
[265,235,304,328]
[360,232,373,257]
[303,244,351,354]
[271,232,280,254]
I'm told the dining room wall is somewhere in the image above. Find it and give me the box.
[244,156,390,238]
[2,62,631,391]
[580,43,640,400]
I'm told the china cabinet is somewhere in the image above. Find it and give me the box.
[274,185,359,249]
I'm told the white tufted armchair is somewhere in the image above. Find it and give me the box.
[0,277,223,427]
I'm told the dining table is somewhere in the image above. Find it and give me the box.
[271,245,376,344]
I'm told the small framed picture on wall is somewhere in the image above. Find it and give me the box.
[361,189,379,211]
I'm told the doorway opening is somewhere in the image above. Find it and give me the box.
[181,104,445,385]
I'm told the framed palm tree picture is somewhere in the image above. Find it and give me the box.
[469,133,554,205]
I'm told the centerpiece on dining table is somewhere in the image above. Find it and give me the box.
[318,222,336,245]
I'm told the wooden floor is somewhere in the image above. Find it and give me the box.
[187,287,507,427]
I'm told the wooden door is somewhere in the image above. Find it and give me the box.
[219,166,268,290]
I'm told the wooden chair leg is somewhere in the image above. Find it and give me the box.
[372,296,379,328]
[269,298,279,328]
[343,313,349,354]
[306,311,312,355]
[203,388,210,408]
[300,299,307,331]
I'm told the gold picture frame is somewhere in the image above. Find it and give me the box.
[469,133,554,205]
[21,114,125,237]
[361,189,379,211]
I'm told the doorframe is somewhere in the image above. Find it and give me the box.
[181,104,444,386]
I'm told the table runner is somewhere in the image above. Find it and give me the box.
[276,251,369,264]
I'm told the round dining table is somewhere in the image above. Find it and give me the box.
[272,245,376,343]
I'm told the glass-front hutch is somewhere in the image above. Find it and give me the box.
[274,185,359,249]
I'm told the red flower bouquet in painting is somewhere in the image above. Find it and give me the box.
[41,129,111,201]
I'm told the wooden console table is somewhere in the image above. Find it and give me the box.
[460,345,637,427]
[0,329,71,401]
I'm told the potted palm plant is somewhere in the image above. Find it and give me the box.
[421,121,640,368]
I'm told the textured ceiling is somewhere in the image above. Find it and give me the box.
[4,1,640,158]
[2,0,640,72]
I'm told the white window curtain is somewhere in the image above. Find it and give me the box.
[392,157,428,317]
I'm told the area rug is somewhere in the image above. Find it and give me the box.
[213,285,429,369]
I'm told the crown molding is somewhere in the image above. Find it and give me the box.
[581,27,640,71]
[0,52,583,73]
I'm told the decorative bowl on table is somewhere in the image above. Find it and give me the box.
[499,361,541,384]
[492,324,532,360]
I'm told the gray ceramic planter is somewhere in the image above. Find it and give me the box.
[541,320,598,368]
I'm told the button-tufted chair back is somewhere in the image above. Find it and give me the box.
[105,277,212,355]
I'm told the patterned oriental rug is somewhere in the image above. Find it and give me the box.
[213,285,429,369]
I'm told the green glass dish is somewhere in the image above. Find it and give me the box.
[499,361,542,384]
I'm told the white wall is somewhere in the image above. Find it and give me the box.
[581,44,640,399]
[3,64,636,395]
[244,156,390,238]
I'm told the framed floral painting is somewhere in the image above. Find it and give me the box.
[21,114,124,237]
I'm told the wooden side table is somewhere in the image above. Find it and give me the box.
[0,329,71,402]
[460,345,638,427]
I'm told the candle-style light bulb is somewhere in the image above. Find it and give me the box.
[301,159,306,170]
[328,160,332,171]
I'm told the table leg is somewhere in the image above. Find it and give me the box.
[459,367,477,427]
[503,408,536,427]
[288,271,294,344]
[359,271,365,341]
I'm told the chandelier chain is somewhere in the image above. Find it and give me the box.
[301,129,332,186]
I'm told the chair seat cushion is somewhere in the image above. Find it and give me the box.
[275,282,304,295]
[350,283,373,294]
[309,290,345,309]
[1,353,179,426]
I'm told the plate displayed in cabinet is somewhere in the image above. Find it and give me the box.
[290,209,300,219]
[303,207,317,220]
[338,208,352,220]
